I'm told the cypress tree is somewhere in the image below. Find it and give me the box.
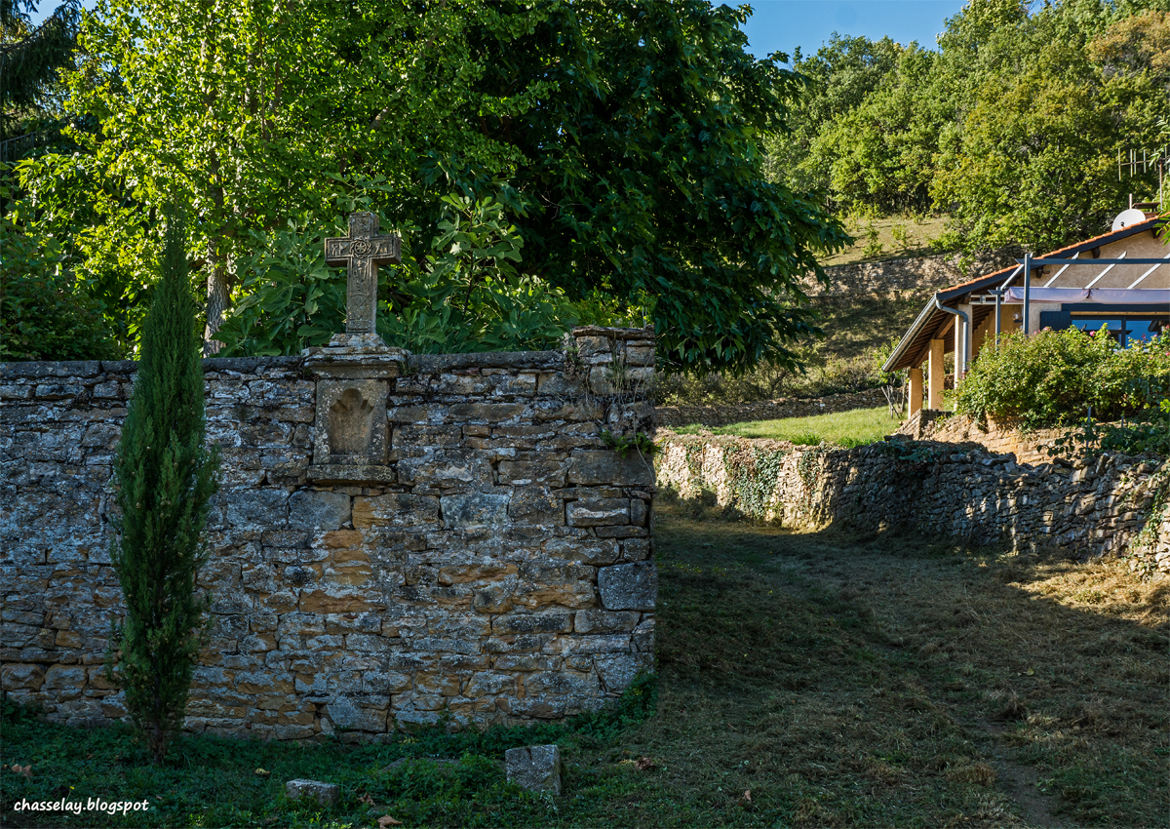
[110,210,218,763]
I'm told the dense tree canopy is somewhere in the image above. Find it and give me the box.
[0,0,79,161]
[3,0,847,371]
[767,0,1170,253]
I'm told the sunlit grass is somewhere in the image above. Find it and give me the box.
[824,212,952,266]
[674,405,902,446]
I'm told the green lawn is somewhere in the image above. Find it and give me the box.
[3,504,1166,827]
[673,405,903,446]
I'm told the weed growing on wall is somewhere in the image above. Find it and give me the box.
[109,210,219,763]
[728,447,787,518]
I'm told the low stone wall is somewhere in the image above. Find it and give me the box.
[897,411,1070,465]
[656,431,1169,574]
[0,327,657,739]
[657,388,888,428]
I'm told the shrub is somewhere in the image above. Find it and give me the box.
[0,193,119,361]
[955,328,1170,429]
[214,193,648,357]
[110,210,219,763]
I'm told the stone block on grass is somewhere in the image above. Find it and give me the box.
[285,779,339,807]
[505,744,562,795]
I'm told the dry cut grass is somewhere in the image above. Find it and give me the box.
[595,503,1169,827]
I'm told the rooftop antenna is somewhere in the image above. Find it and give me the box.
[1118,145,1167,208]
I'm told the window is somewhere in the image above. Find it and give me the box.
[1071,315,1168,347]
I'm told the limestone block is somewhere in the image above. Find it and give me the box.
[597,562,656,611]
[573,609,640,634]
[442,492,511,531]
[288,490,351,531]
[224,489,289,532]
[516,671,600,718]
[594,652,646,691]
[568,449,654,486]
[325,696,386,732]
[0,663,45,691]
[448,402,527,424]
[509,489,563,525]
[399,450,492,487]
[493,612,572,635]
[567,499,630,527]
[353,493,440,528]
[505,744,562,795]
[284,779,339,807]
[498,457,569,486]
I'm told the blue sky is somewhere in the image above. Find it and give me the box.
[739,0,969,61]
[31,0,970,61]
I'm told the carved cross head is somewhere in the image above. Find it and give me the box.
[324,212,401,335]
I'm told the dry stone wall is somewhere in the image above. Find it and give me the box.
[897,412,1071,466]
[657,388,888,429]
[800,252,1010,298]
[656,431,1169,575]
[0,327,657,739]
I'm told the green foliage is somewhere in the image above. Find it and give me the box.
[214,193,601,356]
[955,328,1170,429]
[1053,398,1170,457]
[724,447,787,517]
[0,673,656,827]
[109,210,218,763]
[600,429,657,458]
[0,0,80,161]
[0,186,118,359]
[768,0,1169,253]
[9,0,844,371]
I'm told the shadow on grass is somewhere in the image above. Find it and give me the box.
[649,501,1168,828]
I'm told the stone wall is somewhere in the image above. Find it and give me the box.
[656,431,1169,574]
[657,388,888,429]
[896,411,1071,465]
[800,252,1010,298]
[0,327,657,739]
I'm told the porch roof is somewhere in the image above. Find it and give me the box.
[881,216,1165,372]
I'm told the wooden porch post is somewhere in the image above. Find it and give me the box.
[908,367,924,417]
[928,338,945,410]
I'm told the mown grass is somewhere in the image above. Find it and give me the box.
[674,405,902,446]
[3,504,1167,827]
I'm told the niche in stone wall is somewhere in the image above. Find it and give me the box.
[328,387,375,458]
[309,379,392,483]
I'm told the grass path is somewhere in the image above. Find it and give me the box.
[673,404,902,446]
[632,504,1168,827]
[2,505,1166,827]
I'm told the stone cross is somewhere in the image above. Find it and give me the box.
[324,212,401,335]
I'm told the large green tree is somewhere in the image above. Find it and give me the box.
[0,0,79,161]
[766,0,1169,253]
[9,0,845,373]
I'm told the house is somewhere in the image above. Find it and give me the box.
[882,212,1169,418]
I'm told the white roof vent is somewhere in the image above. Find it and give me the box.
[1111,208,1147,231]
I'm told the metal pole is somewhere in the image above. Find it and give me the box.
[994,289,1001,348]
[1023,252,1032,335]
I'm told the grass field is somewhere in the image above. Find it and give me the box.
[674,405,903,446]
[3,504,1166,827]
[824,213,953,266]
